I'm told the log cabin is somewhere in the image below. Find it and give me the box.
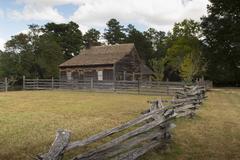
[59,43,153,81]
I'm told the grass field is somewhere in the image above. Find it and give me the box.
[0,91,158,160]
[141,88,240,160]
[0,89,240,160]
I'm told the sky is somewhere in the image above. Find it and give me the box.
[0,0,210,51]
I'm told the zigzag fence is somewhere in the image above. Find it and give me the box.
[36,85,206,160]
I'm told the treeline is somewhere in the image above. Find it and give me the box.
[0,0,239,85]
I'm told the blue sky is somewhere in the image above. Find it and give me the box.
[0,0,209,50]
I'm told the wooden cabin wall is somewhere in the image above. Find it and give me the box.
[59,65,114,81]
[114,48,141,80]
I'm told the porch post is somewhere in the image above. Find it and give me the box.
[113,64,116,81]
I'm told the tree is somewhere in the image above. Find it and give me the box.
[4,33,34,78]
[180,54,200,82]
[43,21,83,59]
[0,23,65,80]
[83,28,101,48]
[0,51,22,79]
[201,0,240,85]
[5,33,30,53]
[125,24,154,64]
[35,34,64,78]
[149,58,165,81]
[144,28,167,58]
[165,19,203,81]
[104,18,126,44]
[172,19,201,39]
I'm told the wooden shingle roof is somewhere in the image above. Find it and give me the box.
[59,43,135,67]
[140,63,154,75]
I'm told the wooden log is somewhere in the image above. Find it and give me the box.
[66,106,175,151]
[37,129,71,160]
[176,109,194,118]
[90,128,166,159]
[72,113,176,160]
[142,100,165,114]
[113,140,161,160]
[174,104,196,113]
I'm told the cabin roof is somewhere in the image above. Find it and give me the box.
[140,63,154,75]
[59,43,135,67]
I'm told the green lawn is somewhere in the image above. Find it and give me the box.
[141,88,240,160]
[0,91,158,160]
[0,89,240,160]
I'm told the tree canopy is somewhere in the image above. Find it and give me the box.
[0,2,238,86]
[201,0,240,85]
[43,21,83,59]
[104,18,126,44]
[83,28,101,48]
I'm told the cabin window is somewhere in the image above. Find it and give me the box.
[84,70,97,80]
[97,70,103,81]
[72,71,79,80]
[103,69,113,80]
[67,71,72,80]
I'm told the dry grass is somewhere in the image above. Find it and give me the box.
[1,89,240,160]
[141,88,240,160]
[0,90,158,160]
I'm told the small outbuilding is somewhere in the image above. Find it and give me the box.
[59,43,153,81]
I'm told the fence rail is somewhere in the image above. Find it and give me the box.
[24,78,186,95]
[36,85,206,160]
[0,76,212,94]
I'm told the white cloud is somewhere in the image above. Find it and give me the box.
[0,38,5,51]
[15,0,82,6]
[8,5,65,23]
[7,0,209,32]
[69,0,209,32]
[0,0,209,51]
[16,29,30,35]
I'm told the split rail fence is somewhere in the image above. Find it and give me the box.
[36,85,206,160]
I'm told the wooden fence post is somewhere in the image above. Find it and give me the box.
[51,77,54,89]
[167,85,169,96]
[90,78,94,90]
[37,129,71,160]
[23,75,25,90]
[4,77,8,92]
[36,77,39,89]
[138,80,140,94]
[113,80,116,92]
